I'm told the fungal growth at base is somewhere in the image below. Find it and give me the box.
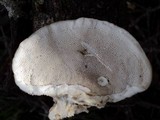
[12,18,152,120]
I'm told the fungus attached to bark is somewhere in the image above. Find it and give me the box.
[12,18,152,120]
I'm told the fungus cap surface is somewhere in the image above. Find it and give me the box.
[12,18,152,120]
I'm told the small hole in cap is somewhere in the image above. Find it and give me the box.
[97,76,109,87]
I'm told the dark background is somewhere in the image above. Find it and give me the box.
[0,0,160,120]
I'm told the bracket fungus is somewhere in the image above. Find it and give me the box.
[12,18,152,120]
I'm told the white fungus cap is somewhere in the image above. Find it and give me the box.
[12,18,152,120]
